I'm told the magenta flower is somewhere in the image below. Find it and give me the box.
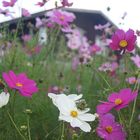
[35,0,48,7]
[96,113,126,140]
[61,0,73,7]
[22,8,31,17]
[97,88,137,115]
[46,9,75,27]
[2,71,38,97]
[110,29,136,52]
[131,55,140,68]
[89,44,101,55]
[2,0,17,7]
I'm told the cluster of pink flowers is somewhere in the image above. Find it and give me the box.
[97,113,126,140]
[96,88,137,139]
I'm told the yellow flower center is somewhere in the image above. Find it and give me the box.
[16,82,23,87]
[105,126,113,133]
[115,98,122,105]
[60,15,65,21]
[119,40,128,48]
[70,110,78,118]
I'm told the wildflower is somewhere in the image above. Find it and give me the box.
[126,77,140,84]
[22,8,30,17]
[97,88,137,115]
[2,71,38,97]
[96,113,126,140]
[0,8,13,17]
[46,9,75,27]
[2,0,17,7]
[48,93,96,132]
[98,62,118,72]
[131,55,140,68]
[35,0,48,7]
[61,0,73,7]
[21,34,32,42]
[35,17,47,28]
[89,44,101,55]
[0,91,10,108]
[110,29,136,52]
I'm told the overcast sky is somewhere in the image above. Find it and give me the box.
[0,0,140,31]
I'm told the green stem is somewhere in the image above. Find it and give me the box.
[60,122,65,140]
[7,111,27,140]
[129,74,140,128]
[27,116,31,140]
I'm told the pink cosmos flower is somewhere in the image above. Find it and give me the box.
[98,62,118,72]
[46,9,75,27]
[126,77,140,85]
[131,55,140,68]
[48,85,62,94]
[22,8,31,17]
[97,88,138,115]
[2,0,17,7]
[110,29,136,52]
[2,71,38,97]
[35,0,48,7]
[35,17,47,28]
[66,28,82,50]
[96,113,126,140]
[0,8,13,17]
[89,44,101,55]
[61,0,73,7]
[21,34,32,42]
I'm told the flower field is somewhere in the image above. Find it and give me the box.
[0,0,140,140]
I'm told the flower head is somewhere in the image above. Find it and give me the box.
[22,8,30,17]
[97,88,137,115]
[110,29,136,52]
[126,77,140,85]
[96,113,126,140]
[48,93,96,132]
[2,71,38,97]
[2,0,17,7]
[46,9,75,27]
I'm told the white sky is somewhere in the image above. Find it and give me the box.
[0,0,140,31]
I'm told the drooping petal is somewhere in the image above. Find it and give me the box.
[78,113,96,122]
[79,121,91,132]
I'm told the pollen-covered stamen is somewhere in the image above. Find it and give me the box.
[60,15,65,21]
[119,40,128,48]
[115,98,122,105]
[16,82,23,87]
[70,110,78,117]
[105,126,113,133]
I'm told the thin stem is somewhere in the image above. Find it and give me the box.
[60,122,65,140]
[93,67,112,90]
[129,74,140,128]
[27,116,31,140]
[7,111,27,140]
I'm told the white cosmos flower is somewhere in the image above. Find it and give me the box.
[48,93,96,132]
[0,92,10,108]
